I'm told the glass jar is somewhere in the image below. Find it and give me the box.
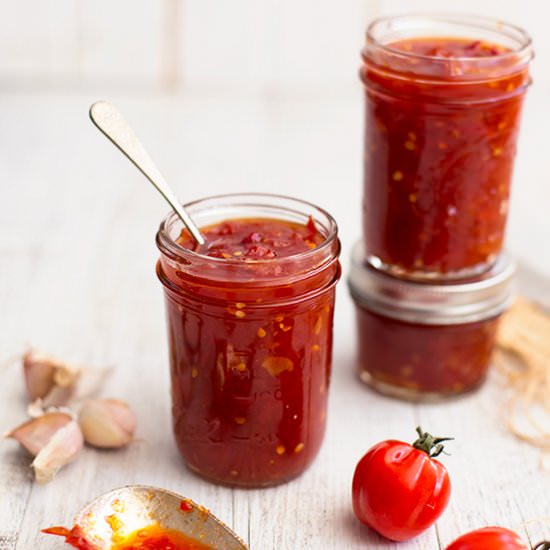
[348,241,514,401]
[360,14,532,280]
[156,193,341,487]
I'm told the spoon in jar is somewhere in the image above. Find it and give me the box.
[42,484,248,549]
[89,101,205,246]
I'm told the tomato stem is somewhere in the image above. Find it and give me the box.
[533,542,550,550]
[412,426,453,458]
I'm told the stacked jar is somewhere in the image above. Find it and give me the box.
[349,14,533,400]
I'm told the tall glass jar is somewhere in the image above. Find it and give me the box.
[360,14,533,280]
[156,193,341,487]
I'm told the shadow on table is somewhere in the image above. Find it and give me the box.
[339,509,406,547]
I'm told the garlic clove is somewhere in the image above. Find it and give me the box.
[31,420,83,484]
[23,351,57,402]
[39,384,78,410]
[78,398,136,449]
[53,364,81,388]
[5,412,73,456]
[23,351,81,406]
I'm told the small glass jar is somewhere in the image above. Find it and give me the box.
[348,241,514,401]
[360,14,532,280]
[156,193,341,487]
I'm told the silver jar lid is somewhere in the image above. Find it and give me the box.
[347,241,515,325]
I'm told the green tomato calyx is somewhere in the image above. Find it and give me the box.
[412,426,453,458]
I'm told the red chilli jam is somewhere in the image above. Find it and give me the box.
[360,14,532,280]
[348,241,514,400]
[43,524,212,550]
[156,194,340,487]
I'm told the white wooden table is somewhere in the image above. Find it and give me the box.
[1,91,549,549]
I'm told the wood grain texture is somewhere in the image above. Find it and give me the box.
[0,93,549,549]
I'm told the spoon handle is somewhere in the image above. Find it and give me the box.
[89,101,205,246]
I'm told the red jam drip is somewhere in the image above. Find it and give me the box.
[178,216,322,260]
[179,499,193,512]
[42,525,97,550]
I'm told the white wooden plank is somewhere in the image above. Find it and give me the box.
[416,384,533,547]
[179,0,266,92]
[179,0,371,94]
[266,0,369,92]
[0,360,34,550]
[0,0,78,80]
[75,0,164,85]
[1,0,550,96]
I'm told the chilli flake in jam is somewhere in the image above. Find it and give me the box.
[179,216,323,259]
[156,195,340,487]
[361,15,532,279]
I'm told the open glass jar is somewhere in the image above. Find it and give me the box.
[360,14,532,280]
[348,241,514,401]
[156,193,341,487]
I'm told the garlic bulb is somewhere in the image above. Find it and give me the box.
[78,398,136,449]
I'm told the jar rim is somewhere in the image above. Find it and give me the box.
[156,192,339,266]
[366,13,533,64]
[348,241,515,325]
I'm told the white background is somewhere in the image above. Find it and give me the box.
[1,2,549,549]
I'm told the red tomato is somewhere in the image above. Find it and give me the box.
[352,427,452,542]
[445,527,529,550]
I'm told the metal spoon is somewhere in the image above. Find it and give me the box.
[89,101,205,246]
[66,485,247,549]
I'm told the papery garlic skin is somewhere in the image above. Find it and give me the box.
[4,412,73,456]
[31,420,83,484]
[78,398,136,449]
[23,351,80,406]
[23,352,56,401]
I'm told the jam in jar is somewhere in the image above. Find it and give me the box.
[156,194,340,486]
[348,241,514,400]
[360,14,532,279]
